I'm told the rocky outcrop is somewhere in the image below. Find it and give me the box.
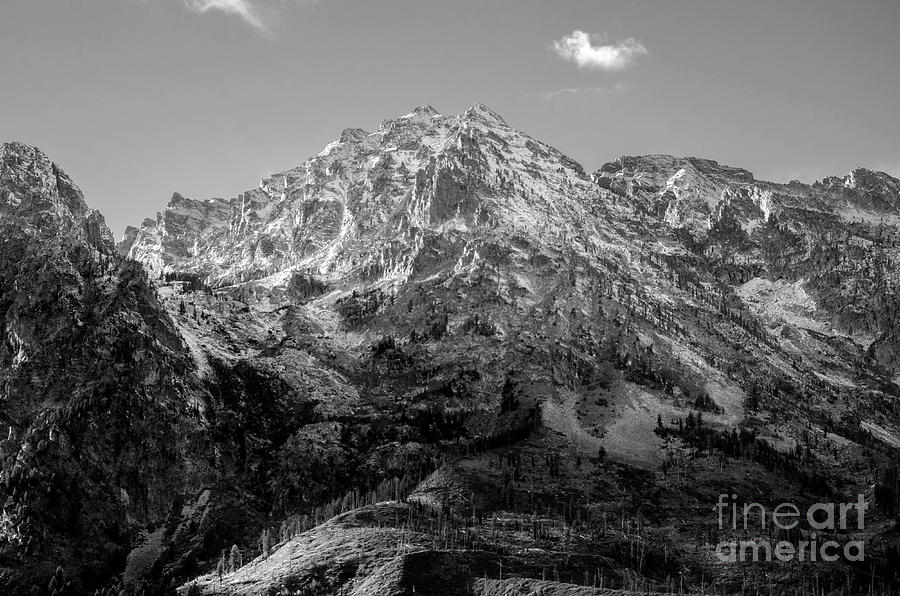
[117,225,140,257]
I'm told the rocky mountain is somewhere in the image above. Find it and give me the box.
[2,104,900,595]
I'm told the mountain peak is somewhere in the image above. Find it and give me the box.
[1,141,55,178]
[461,102,507,126]
[402,104,440,118]
[845,166,899,187]
[0,140,115,252]
[2,140,39,156]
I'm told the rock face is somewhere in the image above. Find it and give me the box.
[116,225,140,257]
[0,142,208,591]
[125,103,595,286]
[3,104,900,595]
[0,142,114,252]
[594,152,900,369]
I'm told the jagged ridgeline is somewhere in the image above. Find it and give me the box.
[1,102,899,595]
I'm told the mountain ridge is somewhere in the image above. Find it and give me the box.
[115,103,900,289]
[2,104,900,595]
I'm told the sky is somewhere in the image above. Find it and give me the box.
[1,0,899,236]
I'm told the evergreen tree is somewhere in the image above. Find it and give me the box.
[229,544,241,572]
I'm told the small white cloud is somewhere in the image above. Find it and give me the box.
[184,0,265,30]
[179,0,315,35]
[527,82,633,102]
[552,30,648,71]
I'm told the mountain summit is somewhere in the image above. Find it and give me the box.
[122,103,593,286]
[1,142,114,251]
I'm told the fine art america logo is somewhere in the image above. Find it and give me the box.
[714,493,867,563]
